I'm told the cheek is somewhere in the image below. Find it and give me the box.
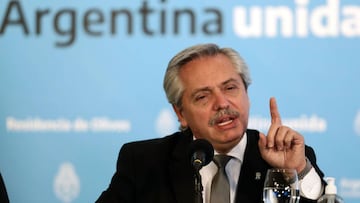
[243,99,250,113]
[237,94,250,109]
[184,108,210,127]
[241,98,250,121]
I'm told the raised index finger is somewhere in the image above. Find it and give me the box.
[270,97,282,126]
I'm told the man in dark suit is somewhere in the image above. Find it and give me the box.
[0,173,10,203]
[96,43,325,203]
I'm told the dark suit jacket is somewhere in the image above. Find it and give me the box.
[96,129,324,203]
[0,173,9,203]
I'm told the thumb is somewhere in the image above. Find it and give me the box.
[258,132,267,149]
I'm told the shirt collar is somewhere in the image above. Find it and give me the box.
[214,132,247,163]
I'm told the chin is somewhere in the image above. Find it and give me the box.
[215,132,241,143]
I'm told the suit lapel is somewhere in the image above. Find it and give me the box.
[235,129,271,203]
[168,130,195,203]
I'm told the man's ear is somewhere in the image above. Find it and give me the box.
[172,104,188,129]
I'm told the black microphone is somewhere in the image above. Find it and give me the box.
[189,139,214,203]
[189,139,214,171]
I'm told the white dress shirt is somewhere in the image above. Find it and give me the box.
[200,133,247,203]
[198,133,323,203]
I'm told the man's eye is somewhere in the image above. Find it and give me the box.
[195,95,206,101]
[226,85,237,90]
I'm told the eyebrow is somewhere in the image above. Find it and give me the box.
[222,78,241,86]
[190,78,241,98]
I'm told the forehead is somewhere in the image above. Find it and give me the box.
[179,54,241,88]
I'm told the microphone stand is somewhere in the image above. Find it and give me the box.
[194,170,203,203]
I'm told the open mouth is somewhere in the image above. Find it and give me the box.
[209,109,240,127]
[216,116,235,126]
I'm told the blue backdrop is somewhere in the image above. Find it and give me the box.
[1,0,359,202]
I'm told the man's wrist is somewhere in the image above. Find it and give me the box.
[298,157,312,180]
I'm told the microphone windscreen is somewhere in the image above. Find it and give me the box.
[189,139,214,167]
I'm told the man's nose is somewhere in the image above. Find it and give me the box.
[213,92,230,111]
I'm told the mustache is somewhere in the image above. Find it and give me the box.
[208,108,240,126]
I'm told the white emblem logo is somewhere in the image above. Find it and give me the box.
[53,162,80,203]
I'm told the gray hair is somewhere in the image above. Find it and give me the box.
[163,43,252,108]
